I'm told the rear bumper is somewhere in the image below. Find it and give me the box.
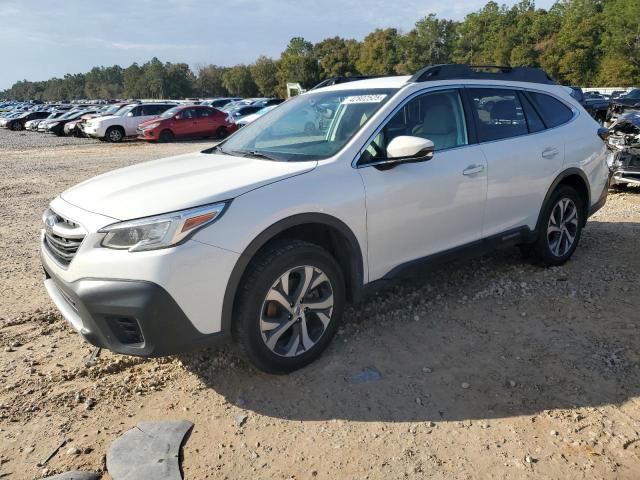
[42,264,229,357]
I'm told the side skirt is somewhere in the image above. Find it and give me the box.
[363,226,535,294]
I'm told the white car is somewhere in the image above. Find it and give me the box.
[236,105,277,127]
[41,65,609,373]
[84,103,175,142]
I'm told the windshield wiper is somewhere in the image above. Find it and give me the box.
[230,149,279,161]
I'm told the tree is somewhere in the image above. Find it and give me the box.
[250,56,279,96]
[356,28,400,75]
[195,64,228,97]
[222,65,258,97]
[314,37,361,78]
[164,62,195,98]
[278,37,319,89]
[397,15,457,74]
[141,57,167,98]
[123,63,144,98]
[599,0,640,85]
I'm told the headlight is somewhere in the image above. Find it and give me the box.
[143,122,160,129]
[99,202,228,252]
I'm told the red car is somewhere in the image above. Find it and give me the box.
[137,105,237,142]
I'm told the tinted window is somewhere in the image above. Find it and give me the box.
[181,108,197,119]
[528,92,573,128]
[519,92,545,133]
[468,88,528,141]
[198,108,213,118]
[362,89,468,162]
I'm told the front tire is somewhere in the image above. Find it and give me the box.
[531,185,584,266]
[11,122,23,131]
[233,240,345,373]
[159,129,174,142]
[105,126,124,143]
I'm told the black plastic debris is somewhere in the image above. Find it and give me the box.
[44,472,100,480]
[106,420,193,480]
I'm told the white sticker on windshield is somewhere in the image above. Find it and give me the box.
[341,94,387,104]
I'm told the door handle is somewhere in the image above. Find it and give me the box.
[462,164,485,176]
[542,147,559,159]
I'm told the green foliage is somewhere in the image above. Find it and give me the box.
[314,37,360,77]
[2,0,640,101]
[278,37,319,89]
[195,64,228,97]
[356,28,400,75]
[250,56,279,96]
[222,65,258,97]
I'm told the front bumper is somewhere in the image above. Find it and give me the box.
[42,263,229,357]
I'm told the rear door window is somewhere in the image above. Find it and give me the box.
[468,88,528,142]
[528,92,573,128]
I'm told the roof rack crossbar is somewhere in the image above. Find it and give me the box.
[409,64,555,85]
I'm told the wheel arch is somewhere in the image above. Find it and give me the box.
[537,168,591,232]
[220,213,365,333]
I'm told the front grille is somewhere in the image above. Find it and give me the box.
[42,210,86,266]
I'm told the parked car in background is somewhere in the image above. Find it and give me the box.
[236,105,277,127]
[32,110,67,131]
[47,108,99,136]
[227,105,265,122]
[84,103,175,142]
[610,90,626,100]
[201,97,242,109]
[137,105,237,142]
[568,86,608,123]
[607,88,640,122]
[0,111,24,127]
[4,111,49,130]
[250,98,284,109]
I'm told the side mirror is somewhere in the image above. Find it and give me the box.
[175,114,181,120]
[386,136,434,161]
[126,112,134,117]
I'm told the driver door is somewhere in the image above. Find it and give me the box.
[357,88,488,280]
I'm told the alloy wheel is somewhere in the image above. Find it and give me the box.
[547,197,579,257]
[108,129,123,142]
[260,265,334,357]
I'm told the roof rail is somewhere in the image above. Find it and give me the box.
[409,64,555,85]
[311,75,378,90]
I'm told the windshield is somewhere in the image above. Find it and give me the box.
[217,88,397,161]
[113,105,135,116]
[160,106,182,118]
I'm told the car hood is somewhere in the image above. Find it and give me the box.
[61,150,317,220]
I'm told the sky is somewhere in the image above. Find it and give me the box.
[0,0,557,90]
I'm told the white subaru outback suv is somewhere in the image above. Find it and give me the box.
[41,65,609,373]
[84,103,175,142]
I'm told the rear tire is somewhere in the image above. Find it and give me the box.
[106,126,124,143]
[216,126,228,139]
[530,185,584,267]
[11,122,23,131]
[159,129,174,142]
[233,240,345,374]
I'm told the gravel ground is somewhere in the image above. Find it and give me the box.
[1,127,639,479]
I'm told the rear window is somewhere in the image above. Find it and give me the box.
[528,92,573,128]
[468,88,528,142]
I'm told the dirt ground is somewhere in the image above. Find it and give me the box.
[1,128,639,479]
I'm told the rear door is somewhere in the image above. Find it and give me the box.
[466,87,566,237]
[195,107,217,135]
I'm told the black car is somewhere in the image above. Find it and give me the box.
[5,111,50,131]
[228,105,264,120]
[569,87,609,123]
[46,109,98,136]
[608,89,640,121]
